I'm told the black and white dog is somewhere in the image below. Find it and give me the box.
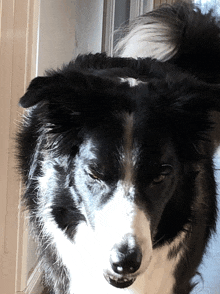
[17,2,220,294]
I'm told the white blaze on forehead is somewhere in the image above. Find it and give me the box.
[120,77,145,87]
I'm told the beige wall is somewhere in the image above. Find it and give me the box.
[0,0,40,293]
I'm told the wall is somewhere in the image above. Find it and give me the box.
[0,0,40,293]
[38,0,104,76]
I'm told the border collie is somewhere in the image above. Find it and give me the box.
[17,2,220,294]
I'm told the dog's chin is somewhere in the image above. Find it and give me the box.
[104,273,136,289]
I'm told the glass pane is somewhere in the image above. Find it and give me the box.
[114,0,130,47]
[194,0,220,14]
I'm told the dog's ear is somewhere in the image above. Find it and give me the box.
[19,70,133,129]
[20,76,57,108]
[148,79,220,158]
[166,82,220,157]
[19,73,89,108]
[174,84,220,113]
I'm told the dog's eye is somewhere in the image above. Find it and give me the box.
[88,172,100,181]
[153,164,173,184]
[153,174,166,184]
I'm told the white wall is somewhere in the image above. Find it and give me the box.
[37,0,104,76]
[75,0,104,56]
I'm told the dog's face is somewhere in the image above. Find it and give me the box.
[18,55,220,291]
[72,117,180,286]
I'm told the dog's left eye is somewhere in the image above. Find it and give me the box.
[153,164,173,184]
[88,172,101,181]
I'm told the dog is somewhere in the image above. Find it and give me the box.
[17,2,220,294]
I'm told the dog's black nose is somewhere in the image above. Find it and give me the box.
[110,239,142,275]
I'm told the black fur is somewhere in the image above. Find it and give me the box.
[17,2,220,294]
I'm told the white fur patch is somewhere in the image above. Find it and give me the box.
[93,182,152,269]
[115,23,176,61]
[120,77,145,87]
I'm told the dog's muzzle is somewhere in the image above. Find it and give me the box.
[104,234,142,288]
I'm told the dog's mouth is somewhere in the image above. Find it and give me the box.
[104,273,136,289]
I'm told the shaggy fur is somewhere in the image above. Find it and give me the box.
[17,2,220,294]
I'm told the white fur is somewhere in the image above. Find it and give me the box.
[92,182,152,270]
[115,23,176,61]
[120,77,146,87]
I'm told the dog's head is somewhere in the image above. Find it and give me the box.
[18,55,220,289]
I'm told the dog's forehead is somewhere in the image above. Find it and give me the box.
[78,111,170,165]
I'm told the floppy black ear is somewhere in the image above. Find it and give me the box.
[19,68,134,131]
[148,78,220,158]
[170,82,220,154]
[19,73,88,108]
[19,69,117,108]
[177,83,220,113]
[20,76,58,108]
